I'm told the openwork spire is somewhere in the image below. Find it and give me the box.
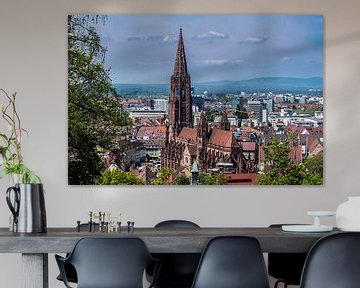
[173,27,188,76]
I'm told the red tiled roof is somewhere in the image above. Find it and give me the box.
[208,129,239,148]
[241,142,256,151]
[289,146,302,164]
[137,126,156,137]
[187,145,198,156]
[241,127,261,135]
[308,138,323,155]
[226,173,258,185]
[156,125,166,133]
[137,125,166,138]
[177,127,197,143]
[286,125,306,134]
[307,127,323,135]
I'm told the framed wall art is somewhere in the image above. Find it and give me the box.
[68,15,323,185]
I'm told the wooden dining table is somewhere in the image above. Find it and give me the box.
[0,226,339,288]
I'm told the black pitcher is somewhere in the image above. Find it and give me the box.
[6,183,47,233]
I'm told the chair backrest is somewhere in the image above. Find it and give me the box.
[66,237,154,288]
[268,224,308,285]
[151,220,201,286]
[191,236,270,288]
[155,220,200,228]
[300,232,360,288]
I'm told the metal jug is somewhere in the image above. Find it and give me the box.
[6,183,47,233]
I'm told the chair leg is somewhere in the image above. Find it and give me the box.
[274,280,281,288]
[274,280,289,288]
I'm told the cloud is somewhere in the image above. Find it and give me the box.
[161,35,178,44]
[281,56,292,62]
[146,35,164,42]
[203,59,244,66]
[127,35,177,44]
[135,61,170,66]
[192,30,229,40]
[239,36,268,44]
[128,36,144,42]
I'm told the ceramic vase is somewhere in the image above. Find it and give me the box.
[6,183,47,233]
[336,197,360,231]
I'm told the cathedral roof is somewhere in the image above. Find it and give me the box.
[208,129,239,148]
[177,127,197,143]
[187,145,198,156]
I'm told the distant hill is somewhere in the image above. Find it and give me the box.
[114,77,323,97]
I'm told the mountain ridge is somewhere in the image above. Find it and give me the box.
[114,77,323,97]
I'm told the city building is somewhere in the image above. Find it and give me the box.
[247,100,263,123]
[153,98,169,112]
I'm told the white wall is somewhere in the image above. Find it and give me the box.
[0,0,360,287]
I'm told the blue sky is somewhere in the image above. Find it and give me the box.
[93,15,323,84]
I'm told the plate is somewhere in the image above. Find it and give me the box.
[282,225,333,232]
[338,227,360,232]
[307,211,336,217]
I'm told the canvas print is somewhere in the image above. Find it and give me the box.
[68,15,323,185]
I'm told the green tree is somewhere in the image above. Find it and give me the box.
[96,169,144,185]
[68,15,132,184]
[205,109,220,122]
[151,168,175,185]
[174,174,190,185]
[234,109,249,124]
[303,153,323,176]
[258,138,323,185]
[199,173,227,185]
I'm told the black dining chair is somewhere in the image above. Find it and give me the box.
[268,224,308,288]
[55,237,161,288]
[56,223,99,284]
[147,220,201,288]
[300,232,360,288]
[191,236,270,288]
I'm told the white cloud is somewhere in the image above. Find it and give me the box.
[127,35,177,43]
[193,30,229,40]
[161,35,178,44]
[204,59,244,66]
[233,59,245,64]
[239,36,268,44]
[204,59,228,65]
[282,56,292,62]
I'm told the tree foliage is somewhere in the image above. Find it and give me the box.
[96,169,144,185]
[174,174,190,185]
[205,109,220,122]
[303,153,323,176]
[234,109,249,123]
[258,138,323,185]
[199,173,227,185]
[151,168,175,185]
[68,15,132,185]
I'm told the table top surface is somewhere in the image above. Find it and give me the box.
[0,227,340,254]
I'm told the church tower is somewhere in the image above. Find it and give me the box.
[168,28,192,139]
[220,111,231,131]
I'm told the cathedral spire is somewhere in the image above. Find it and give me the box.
[168,27,193,138]
[173,27,188,77]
